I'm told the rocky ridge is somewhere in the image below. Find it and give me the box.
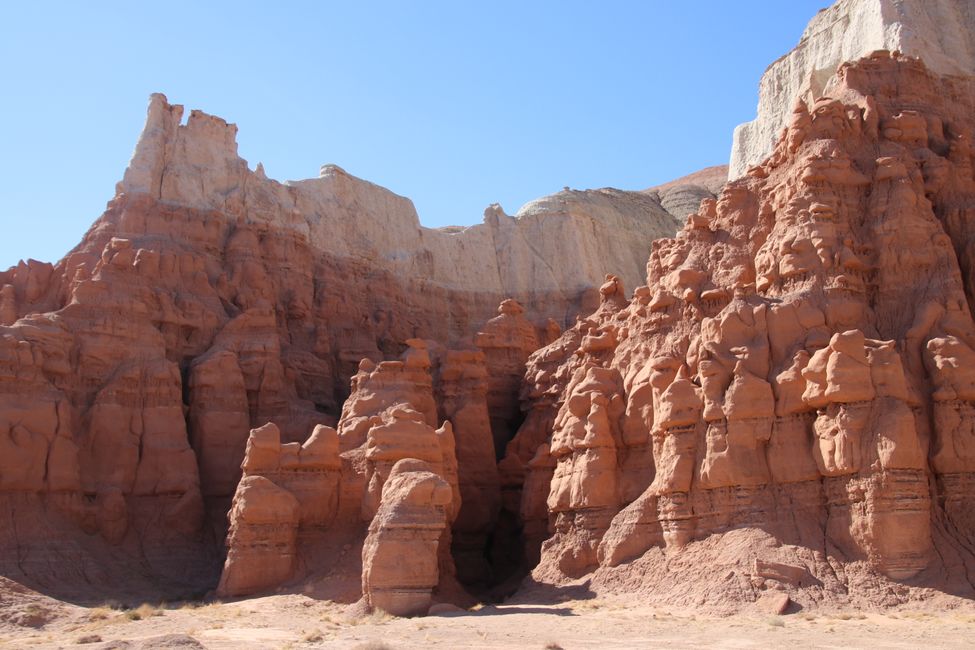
[120,93,681,299]
[644,165,729,222]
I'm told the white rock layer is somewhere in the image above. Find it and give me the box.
[120,94,679,299]
[729,0,975,179]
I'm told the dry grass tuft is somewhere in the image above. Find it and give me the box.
[302,629,325,643]
[119,603,164,621]
[353,610,392,626]
[135,603,164,619]
[87,607,113,621]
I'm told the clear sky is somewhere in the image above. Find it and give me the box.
[0,1,826,269]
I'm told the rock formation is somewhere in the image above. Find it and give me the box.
[729,0,975,179]
[5,0,975,617]
[216,422,340,597]
[361,459,454,616]
[473,299,545,455]
[644,165,729,222]
[513,49,975,610]
[0,88,675,600]
[216,338,498,612]
[216,475,300,598]
[117,94,680,301]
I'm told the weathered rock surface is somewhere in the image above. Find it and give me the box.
[216,421,340,597]
[513,50,975,610]
[361,459,454,616]
[5,0,975,617]
[216,474,300,598]
[644,165,729,222]
[473,299,545,455]
[216,338,504,609]
[0,89,674,600]
[119,93,679,299]
[729,0,975,179]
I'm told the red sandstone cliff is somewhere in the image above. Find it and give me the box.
[4,32,975,618]
[514,51,975,611]
[0,89,679,600]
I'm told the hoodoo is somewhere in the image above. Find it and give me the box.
[3,0,975,629]
[0,95,680,603]
[523,48,975,610]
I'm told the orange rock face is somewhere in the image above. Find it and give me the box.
[217,474,300,598]
[215,339,501,609]
[473,299,545,455]
[511,52,975,608]
[361,458,454,616]
[216,422,341,597]
[6,44,975,616]
[0,90,584,599]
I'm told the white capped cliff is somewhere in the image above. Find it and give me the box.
[120,94,679,299]
[729,0,975,179]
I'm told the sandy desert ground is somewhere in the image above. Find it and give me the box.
[3,591,975,650]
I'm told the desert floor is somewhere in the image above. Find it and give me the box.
[3,593,975,650]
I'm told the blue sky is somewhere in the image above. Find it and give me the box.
[0,1,825,268]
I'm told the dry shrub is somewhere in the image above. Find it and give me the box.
[302,629,325,643]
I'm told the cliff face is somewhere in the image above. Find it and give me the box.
[119,93,678,299]
[520,50,975,610]
[5,0,975,615]
[0,94,678,601]
[729,0,975,179]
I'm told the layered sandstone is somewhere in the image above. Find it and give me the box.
[119,93,679,299]
[361,459,454,616]
[513,51,975,610]
[0,91,675,600]
[216,422,341,596]
[729,0,975,179]
[5,0,975,617]
[644,165,729,222]
[216,338,509,611]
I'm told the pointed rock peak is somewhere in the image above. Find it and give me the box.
[498,298,525,316]
[483,203,508,224]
